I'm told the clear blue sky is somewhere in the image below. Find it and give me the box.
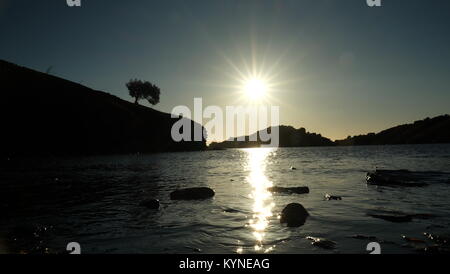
[1,0,449,141]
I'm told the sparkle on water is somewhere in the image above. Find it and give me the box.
[244,148,275,252]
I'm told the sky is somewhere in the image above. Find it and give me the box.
[1,0,449,141]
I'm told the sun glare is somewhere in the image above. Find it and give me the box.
[244,78,267,101]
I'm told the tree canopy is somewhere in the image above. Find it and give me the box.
[126,79,160,105]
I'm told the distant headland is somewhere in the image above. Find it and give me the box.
[209,115,450,149]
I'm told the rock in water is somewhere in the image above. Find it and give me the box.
[401,235,426,244]
[170,187,215,200]
[324,193,342,200]
[280,203,309,227]
[306,236,336,250]
[268,186,309,195]
[367,213,412,223]
[366,208,435,223]
[139,199,160,209]
[366,170,429,187]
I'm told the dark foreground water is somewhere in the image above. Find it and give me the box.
[1,144,450,254]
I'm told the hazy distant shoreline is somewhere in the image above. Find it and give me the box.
[209,115,450,150]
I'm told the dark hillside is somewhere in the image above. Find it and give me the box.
[0,60,206,156]
[335,115,450,145]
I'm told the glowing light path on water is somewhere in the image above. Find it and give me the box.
[244,148,276,252]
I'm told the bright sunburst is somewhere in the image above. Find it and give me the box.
[244,78,267,101]
[207,39,305,107]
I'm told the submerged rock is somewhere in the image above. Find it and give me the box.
[367,209,436,223]
[268,186,309,195]
[185,246,202,253]
[306,236,336,250]
[349,234,378,240]
[139,199,160,209]
[280,203,309,227]
[324,193,342,200]
[401,235,426,244]
[366,169,429,187]
[349,234,396,245]
[407,232,450,254]
[222,207,241,213]
[289,166,297,170]
[367,213,412,223]
[170,187,215,200]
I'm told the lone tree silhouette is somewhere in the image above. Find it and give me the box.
[126,79,160,105]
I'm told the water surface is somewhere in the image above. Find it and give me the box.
[1,144,449,254]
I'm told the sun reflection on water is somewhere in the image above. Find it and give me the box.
[244,147,276,252]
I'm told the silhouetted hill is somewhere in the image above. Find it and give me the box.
[0,60,206,156]
[209,125,335,149]
[335,115,450,145]
[209,115,450,149]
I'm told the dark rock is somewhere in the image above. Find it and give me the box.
[367,213,412,223]
[366,170,429,187]
[367,209,436,223]
[324,193,342,200]
[290,166,297,170]
[170,187,215,200]
[268,186,309,195]
[280,203,309,227]
[223,207,241,213]
[306,236,336,250]
[139,199,160,209]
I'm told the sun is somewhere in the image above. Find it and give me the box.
[244,78,268,101]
